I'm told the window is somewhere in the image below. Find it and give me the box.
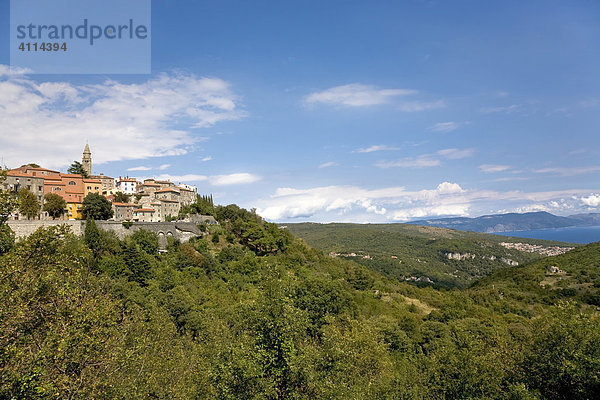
[69,181,76,185]
[38,186,42,191]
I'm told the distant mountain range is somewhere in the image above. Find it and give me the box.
[408,212,600,233]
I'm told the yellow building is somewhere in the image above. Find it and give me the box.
[67,202,83,220]
[83,178,103,197]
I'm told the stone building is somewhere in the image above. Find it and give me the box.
[177,185,197,205]
[155,187,181,202]
[133,208,158,222]
[90,173,115,193]
[82,143,92,176]
[3,171,45,202]
[112,202,138,221]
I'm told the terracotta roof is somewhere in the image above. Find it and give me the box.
[90,175,114,180]
[83,179,102,183]
[112,202,138,207]
[141,183,161,187]
[61,174,84,178]
[6,171,43,178]
[135,208,155,213]
[156,188,180,193]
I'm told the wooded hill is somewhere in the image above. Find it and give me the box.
[0,204,598,399]
[285,222,576,288]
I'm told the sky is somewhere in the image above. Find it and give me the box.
[1,0,599,222]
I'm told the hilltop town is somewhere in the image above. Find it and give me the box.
[1,144,209,223]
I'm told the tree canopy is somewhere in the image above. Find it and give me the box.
[67,161,89,178]
[81,193,113,220]
[17,188,40,220]
[1,202,600,399]
[43,193,66,220]
[113,191,131,203]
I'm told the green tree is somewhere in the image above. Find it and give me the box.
[191,194,215,216]
[113,191,130,203]
[82,193,113,220]
[0,225,14,255]
[84,218,101,259]
[522,307,600,400]
[67,160,89,178]
[43,193,66,220]
[131,229,159,255]
[121,239,152,284]
[17,188,40,220]
[20,163,40,168]
[0,169,17,226]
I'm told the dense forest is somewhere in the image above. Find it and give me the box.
[1,195,599,399]
[285,222,575,288]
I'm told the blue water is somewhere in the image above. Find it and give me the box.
[498,226,600,244]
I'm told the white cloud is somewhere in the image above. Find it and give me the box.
[355,145,400,153]
[151,172,260,186]
[0,65,31,78]
[153,174,208,183]
[436,182,465,194]
[376,155,441,168]
[304,83,416,107]
[253,182,599,222]
[158,164,171,170]
[209,173,261,186]
[429,122,459,132]
[201,156,213,162]
[437,148,475,159]
[318,161,338,168]
[535,166,600,176]
[0,68,245,170]
[581,194,600,207]
[398,100,445,112]
[127,166,152,171]
[480,104,521,113]
[479,164,511,173]
[256,182,469,221]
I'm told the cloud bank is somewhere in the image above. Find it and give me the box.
[0,67,245,169]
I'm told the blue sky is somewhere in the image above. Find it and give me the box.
[1,0,599,222]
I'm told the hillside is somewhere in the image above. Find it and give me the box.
[1,204,599,399]
[285,222,576,288]
[408,211,582,233]
[469,241,600,314]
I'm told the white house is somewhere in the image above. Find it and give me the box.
[115,177,138,195]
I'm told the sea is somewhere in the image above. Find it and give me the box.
[497,225,600,244]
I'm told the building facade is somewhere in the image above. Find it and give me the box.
[82,143,92,176]
[116,177,138,195]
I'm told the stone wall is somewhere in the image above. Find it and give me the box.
[7,220,202,250]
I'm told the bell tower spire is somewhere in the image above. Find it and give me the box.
[82,142,92,176]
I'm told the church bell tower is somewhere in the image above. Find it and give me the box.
[82,143,92,176]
